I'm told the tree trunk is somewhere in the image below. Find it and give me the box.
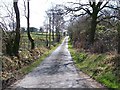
[52,30,54,42]
[56,27,60,42]
[52,13,55,42]
[118,23,120,54]
[27,1,35,50]
[46,27,48,47]
[6,37,14,56]
[13,1,20,56]
[49,16,51,48]
[89,17,97,45]
[88,10,98,46]
[117,2,120,54]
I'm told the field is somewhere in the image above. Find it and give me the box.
[20,32,47,50]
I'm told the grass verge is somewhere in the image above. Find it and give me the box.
[3,37,64,89]
[20,43,61,75]
[68,39,120,89]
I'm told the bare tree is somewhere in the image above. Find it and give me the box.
[46,5,66,43]
[51,10,55,42]
[0,1,19,56]
[54,5,65,42]
[43,17,49,47]
[48,13,52,47]
[13,0,20,56]
[45,24,49,47]
[23,0,35,50]
[0,2,15,31]
[118,23,120,54]
[116,0,120,54]
[27,0,35,49]
[65,0,119,46]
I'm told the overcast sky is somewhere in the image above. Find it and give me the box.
[24,0,79,28]
[0,0,80,29]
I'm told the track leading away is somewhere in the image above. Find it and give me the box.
[11,36,104,88]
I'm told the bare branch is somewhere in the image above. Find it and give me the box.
[74,12,88,17]
[67,2,89,6]
[23,0,27,18]
[105,6,120,10]
[65,5,92,16]
[97,2,103,8]
[99,20,114,27]
[0,22,8,31]
[97,16,118,23]
[99,1,109,11]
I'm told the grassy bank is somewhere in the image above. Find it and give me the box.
[2,34,64,89]
[68,40,120,88]
[20,42,61,75]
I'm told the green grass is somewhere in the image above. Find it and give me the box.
[97,72,119,88]
[68,40,120,89]
[20,32,58,48]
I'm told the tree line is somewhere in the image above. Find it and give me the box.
[65,0,120,54]
[0,0,65,57]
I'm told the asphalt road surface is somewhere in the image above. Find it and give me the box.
[11,36,105,88]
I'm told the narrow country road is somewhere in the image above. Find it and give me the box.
[11,36,104,88]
